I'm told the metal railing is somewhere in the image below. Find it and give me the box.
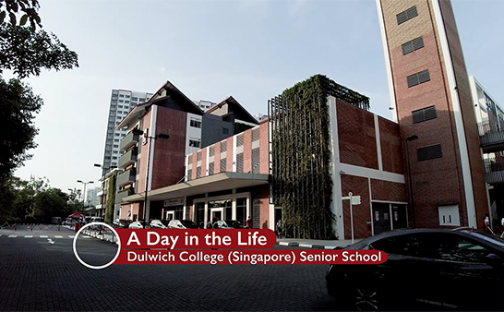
[483,159,504,184]
[478,121,504,146]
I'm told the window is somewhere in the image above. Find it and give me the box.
[125,95,130,98]
[139,98,145,102]
[112,156,117,160]
[118,105,123,108]
[433,234,490,263]
[125,100,129,104]
[132,97,138,101]
[119,100,124,103]
[407,70,430,88]
[417,144,442,161]
[189,140,201,148]
[115,133,120,136]
[114,139,119,142]
[397,6,418,25]
[113,145,119,148]
[412,106,437,124]
[402,37,424,55]
[119,94,125,98]
[223,128,229,135]
[190,119,202,128]
[113,151,118,154]
[371,234,434,258]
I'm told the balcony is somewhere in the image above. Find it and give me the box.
[478,121,504,153]
[117,168,136,188]
[115,187,135,204]
[483,159,504,184]
[120,131,139,151]
[118,148,137,168]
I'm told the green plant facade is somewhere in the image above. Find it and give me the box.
[105,173,116,225]
[269,74,370,239]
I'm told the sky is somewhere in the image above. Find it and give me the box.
[5,0,504,195]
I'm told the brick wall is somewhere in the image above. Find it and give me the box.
[337,99,378,169]
[259,122,269,174]
[243,130,252,173]
[371,179,407,202]
[341,175,371,239]
[151,106,187,189]
[378,116,404,174]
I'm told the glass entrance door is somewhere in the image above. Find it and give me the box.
[372,203,391,235]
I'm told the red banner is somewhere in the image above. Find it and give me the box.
[114,249,387,265]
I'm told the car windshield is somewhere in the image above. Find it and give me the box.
[181,220,197,228]
[466,231,504,248]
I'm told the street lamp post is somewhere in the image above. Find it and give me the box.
[139,128,170,228]
[94,164,117,218]
[77,180,94,215]
[405,135,418,228]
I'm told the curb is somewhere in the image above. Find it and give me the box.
[276,241,339,249]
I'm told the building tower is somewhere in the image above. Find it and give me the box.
[101,89,154,175]
[376,0,488,228]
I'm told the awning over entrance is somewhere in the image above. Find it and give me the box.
[122,172,269,203]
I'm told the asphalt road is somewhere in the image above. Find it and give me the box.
[0,228,339,311]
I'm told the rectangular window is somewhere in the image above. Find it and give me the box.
[189,140,201,148]
[397,6,418,25]
[118,105,123,108]
[114,139,119,142]
[119,100,124,103]
[412,106,437,124]
[125,95,130,98]
[119,94,125,98]
[113,145,119,148]
[236,153,244,173]
[187,169,192,180]
[209,162,214,175]
[223,128,229,135]
[417,144,442,161]
[402,37,424,55]
[252,148,260,173]
[190,119,202,128]
[407,70,430,88]
[139,98,145,102]
[196,167,201,178]
[220,158,226,173]
[132,97,138,101]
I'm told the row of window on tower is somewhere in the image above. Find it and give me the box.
[397,5,442,162]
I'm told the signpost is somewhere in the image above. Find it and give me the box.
[342,192,361,244]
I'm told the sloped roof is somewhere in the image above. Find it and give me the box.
[205,96,259,124]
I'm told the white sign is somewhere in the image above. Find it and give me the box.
[164,198,184,207]
[351,196,361,205]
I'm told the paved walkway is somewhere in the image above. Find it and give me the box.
[276,238,362,249]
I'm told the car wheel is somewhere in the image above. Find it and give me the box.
[351,286,382,311]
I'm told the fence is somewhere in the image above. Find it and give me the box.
[81,227,119,244]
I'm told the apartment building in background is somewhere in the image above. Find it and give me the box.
[101,90,154,175]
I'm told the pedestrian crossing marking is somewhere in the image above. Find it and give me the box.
[69,235,75,238]
[55,235,63,238]
[8,235,17,238]
[40,235,48,238]
[25,235,33,238]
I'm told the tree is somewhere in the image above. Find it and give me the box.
[0,78,42,181]
[34,188,69,223]
[0,0,42,31]
[0,0,78,183]
[0,23,79,78]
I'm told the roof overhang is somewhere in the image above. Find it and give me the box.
[121,172,269,203]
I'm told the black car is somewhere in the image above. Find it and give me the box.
[326,228,504,311]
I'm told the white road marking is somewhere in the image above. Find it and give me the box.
[40,235,48,238]
[54,235,63,238]
[69,235,75,238]
[279,242,289,246]
[8,235,17,238]
[24,235,33,238]
[299,243,312,248]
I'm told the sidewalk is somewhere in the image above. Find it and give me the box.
[276,237,361,249]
